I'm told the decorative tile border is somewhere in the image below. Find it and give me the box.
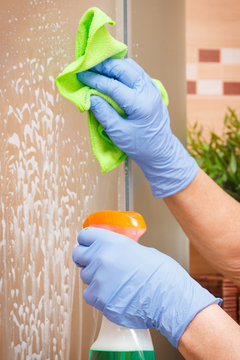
[224,82,240,95]
[186,47,240,95]
[187,81,197,94]
[198,80,222,96]
[221,48,240,64]
[186,64,197,80]
[199,49,220,62]
[187,80,240,95]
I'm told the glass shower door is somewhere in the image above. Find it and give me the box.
[0,1,127,359]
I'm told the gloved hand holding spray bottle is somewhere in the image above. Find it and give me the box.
[73,211,221,359]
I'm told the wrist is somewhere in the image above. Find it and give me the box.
[148,265,222,348]
[143,136,199,198]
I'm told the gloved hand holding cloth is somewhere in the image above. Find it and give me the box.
[78,57,198,198]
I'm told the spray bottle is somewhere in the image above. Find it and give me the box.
[83,210,156,360]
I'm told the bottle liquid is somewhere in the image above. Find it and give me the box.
[83,211,156,360]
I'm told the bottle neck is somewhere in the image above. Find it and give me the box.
[90,315,154,352]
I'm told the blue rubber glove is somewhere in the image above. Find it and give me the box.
[72,227,222,348]
[77,58,198,198]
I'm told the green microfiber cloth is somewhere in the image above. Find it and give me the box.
[56,7,169,173]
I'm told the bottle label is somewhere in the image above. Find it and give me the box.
[89,350,156,359]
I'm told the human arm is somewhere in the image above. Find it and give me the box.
[72,227,240,357]
[164,167,240,286]
[179,303,240,360]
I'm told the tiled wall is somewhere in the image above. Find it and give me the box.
[186,0,240,274]
[186,0,240,135]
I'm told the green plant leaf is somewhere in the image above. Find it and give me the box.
[229,151,237,174]
[187,107,240,202]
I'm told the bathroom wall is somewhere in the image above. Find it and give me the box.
[130,1,186,359]
[0,1,126,359]
[185,0,240,274]
[186,0,240,134]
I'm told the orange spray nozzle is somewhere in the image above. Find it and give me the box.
[83,211,146,242]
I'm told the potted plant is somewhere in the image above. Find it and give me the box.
[187,107,240,202]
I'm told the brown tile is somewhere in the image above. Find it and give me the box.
[187,80,196,94]
[199,49,220,62]
[223,82,240,95]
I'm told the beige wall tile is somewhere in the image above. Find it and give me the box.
[198,63,240,81]
[198,63,223,80]
[187,97,240,134]
[186,46,198,63]
[186,0,240,48]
